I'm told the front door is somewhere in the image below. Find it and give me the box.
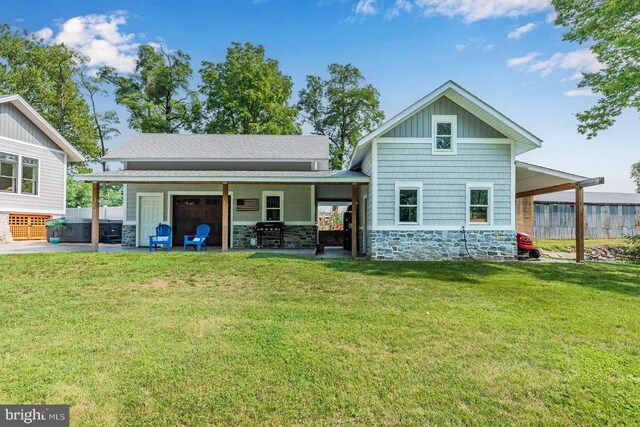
[172,196,230,247]
[138,194,164,246]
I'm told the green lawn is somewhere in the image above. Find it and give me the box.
[1,253,639,425]
[535,238,629,253]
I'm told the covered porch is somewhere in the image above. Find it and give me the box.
[515,161,604,262]
[77,170,369,257]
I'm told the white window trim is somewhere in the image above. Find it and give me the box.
[0,151,40,197]
[395,182,423,225]
[466,182,493,226]
[262,190,284,222]
[20,156,40,197]
[432,115,458,155]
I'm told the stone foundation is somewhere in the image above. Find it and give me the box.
[122,224,136,248]
[367,229,517,261]
[0,213,12,244]
[233,225,317,249]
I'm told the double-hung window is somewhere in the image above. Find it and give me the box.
[21,157,38,195]
[466,183,493,225]
[0,152,18,193]
[262,191,284,222]
[395,183,422,225]
[432,115,457,155]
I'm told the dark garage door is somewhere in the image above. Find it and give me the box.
[172,195,230,247]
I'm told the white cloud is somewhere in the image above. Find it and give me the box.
[359,0,552,22]
[506,52,540,67]
[385,0,413,19]
[507,48,601,80]
[564,88,595,97]
[39,11,139,73]
[545,10,557,23]
[34,27,53,41]
[356,0,378,15]
[455,37,495,52]
[529,48,601,77]
[414,0,550,22]
[508,22,536,39]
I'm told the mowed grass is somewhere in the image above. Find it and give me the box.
[0,253,639,426]
[535,238,629,253]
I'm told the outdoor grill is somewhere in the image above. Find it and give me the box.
[255,222,284,248]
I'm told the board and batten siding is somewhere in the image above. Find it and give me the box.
[0,103,59,150]
[382,96,506,139]
[126,184,313,224]
[0,138,66,215]
[376,142,512,227]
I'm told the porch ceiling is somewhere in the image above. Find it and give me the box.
[516,161,593,195]
[75,169,370,184]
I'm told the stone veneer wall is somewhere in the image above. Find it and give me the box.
[122,224,136,248]
[0,213,13,244]
[367,230,517,261]
[233,225,317,249]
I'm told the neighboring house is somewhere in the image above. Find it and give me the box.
[0,95,84,242]
[78,81,602,260]
[530,191,640,239]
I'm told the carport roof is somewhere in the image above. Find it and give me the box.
[516,161,602,197]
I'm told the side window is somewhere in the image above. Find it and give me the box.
[21,157,39,195]
[467,183,493,225]
[395,183,422,225]
[262,191,284,222]
[432,115,457,155]
[0,152,18,193]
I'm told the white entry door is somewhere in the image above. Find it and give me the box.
[138,194,164,247]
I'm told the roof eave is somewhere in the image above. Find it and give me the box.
[349,80,543,169]
[0,95,85,162]
[74,174,371,184]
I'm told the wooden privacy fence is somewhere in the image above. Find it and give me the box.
[534,203,640,240]
[9,214,50,240]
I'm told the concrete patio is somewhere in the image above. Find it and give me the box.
[0,241,355,258]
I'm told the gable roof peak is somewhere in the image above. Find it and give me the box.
[349,80,542,169]
[0,94,84,162]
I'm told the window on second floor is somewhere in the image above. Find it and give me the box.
[21,157,38,195]
[432,115,457,155]
[0,152,18,193]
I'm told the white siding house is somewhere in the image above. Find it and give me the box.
[0,95,83,241]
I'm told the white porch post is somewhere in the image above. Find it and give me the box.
[351,183,358,257]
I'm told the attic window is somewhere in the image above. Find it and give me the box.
[432,115,457,155]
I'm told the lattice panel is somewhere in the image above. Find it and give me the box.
[9,215,50,240]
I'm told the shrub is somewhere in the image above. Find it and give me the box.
[625,234,640,263]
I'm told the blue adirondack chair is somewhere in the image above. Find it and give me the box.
[183,224,210,252]
[149,223,172,252]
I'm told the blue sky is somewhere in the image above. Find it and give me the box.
[4,0,638,191]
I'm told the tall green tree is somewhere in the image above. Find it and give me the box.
[552,0,640,138]
[0,24,98,162]
[66,177,122,208]
[298,63,384,169]
[199,42,300,135]
[631,162,640,193]
[100,45,201,133]
[80,70,120,171]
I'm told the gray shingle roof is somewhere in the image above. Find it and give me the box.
[535,191,640,205]
[103,134,330,161]
[75,169,369,183]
